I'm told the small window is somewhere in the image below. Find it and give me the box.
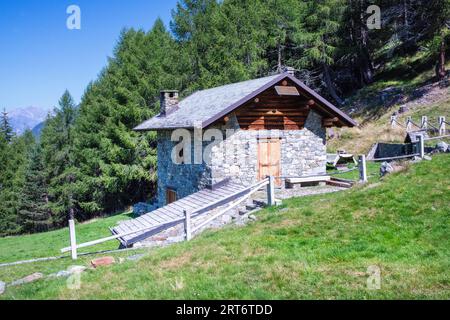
[179,148,184,162]
[166,188,177,205]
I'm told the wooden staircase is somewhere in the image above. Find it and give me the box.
[111,181,266,247]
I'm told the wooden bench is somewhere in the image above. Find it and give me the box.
[285,176,331,188]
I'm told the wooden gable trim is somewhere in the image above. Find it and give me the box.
[234,82,311,130]
[202,73,357,129]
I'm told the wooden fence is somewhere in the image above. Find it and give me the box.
[62,178,272,259]
[390,115,448,135]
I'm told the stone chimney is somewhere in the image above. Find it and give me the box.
[283,66,295,76]
[160,90,179,116]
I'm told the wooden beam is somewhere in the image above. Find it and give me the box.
[323,117,339,127]
[286,176,331,184]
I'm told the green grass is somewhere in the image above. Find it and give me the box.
[327,161,380,182]
[1,155,449,300]
[0,211,132,264]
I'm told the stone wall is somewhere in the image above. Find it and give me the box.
[156,110,327,206]
[208,110,327,186]
[156,130,211,207]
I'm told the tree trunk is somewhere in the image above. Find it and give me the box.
[277,42,283,73]
[403,0,409,39]
[359,3,374,84]
[323,64,344,105]
[437,36,447,80]
[360,34,374,84]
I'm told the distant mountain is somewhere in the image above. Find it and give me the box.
[31,121,46,138]
[8,106,51,136]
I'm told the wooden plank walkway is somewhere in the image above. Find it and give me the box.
[111,181,248,247]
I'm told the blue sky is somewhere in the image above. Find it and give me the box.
[0,0,178,111]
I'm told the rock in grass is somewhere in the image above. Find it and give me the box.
[10,273,44,286]
[380,162,394,177]
[126,254,145,262]
[436,142,449,153]
[68,266,87,274]
[91,256,115,268]
[48,270,71,278]
[0,281,5,295]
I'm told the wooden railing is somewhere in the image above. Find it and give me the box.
[390,115,448,135]
[61,178,273,259]
[188,178,272,237]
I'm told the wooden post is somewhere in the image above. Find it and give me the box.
[359,155,368,183]
[421,116,428,129]
[184,210,192,241]
[439,116,446,135]
[68,219,77,260]
[267,176,275,206]
[406,117,412,131]
[390,116,397,128]
[418,134,425,159]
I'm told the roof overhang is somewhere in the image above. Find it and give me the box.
[134,72,357,131]
[201,72,357,129]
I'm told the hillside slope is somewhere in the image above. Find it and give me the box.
[329,63,450,155]
[1,155,449,300]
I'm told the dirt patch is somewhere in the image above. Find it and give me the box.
[160,252,193,270]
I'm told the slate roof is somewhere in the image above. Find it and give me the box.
[134,72,357,131]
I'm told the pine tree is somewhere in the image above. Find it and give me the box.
[0,130,35,236]
[294,0,347,104]
[0,134,7,186]
[0,109,14,143]
[430,0,450,80]
[341,0,375,87]
[71,21,180,218]
[40,90,78,224]
[19,144,51,233]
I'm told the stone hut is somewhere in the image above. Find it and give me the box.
[135,72,357,207]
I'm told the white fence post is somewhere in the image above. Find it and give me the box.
[418,134,425,159]
[390,116,397,128]
[69,219,77,260]
[406,117,412,131]
[421,116,428,129]
[184,210,192,241]
[439,116,446,135]
[267,176,275,206]
[359,155,368,183]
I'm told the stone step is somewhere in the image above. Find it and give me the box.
[246,203,258,211]
[253,199,267,207]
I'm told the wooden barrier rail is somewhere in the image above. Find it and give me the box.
[390,115,448,135]
[424,134,450,141]
[62,178,271,259]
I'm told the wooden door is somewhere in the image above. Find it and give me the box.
[258,139,281,186]
[166,188,177,205]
